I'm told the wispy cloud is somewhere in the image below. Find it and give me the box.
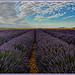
[32,1,75,21]
[0,1,32,24]
[63,16,74,19]
[72,7,75,10]
[0,2,17,24]
[47,12,66,19]
[34,12,66,21]
[0,1,75,25]
[34,15,46,21]
[0,21,31,28]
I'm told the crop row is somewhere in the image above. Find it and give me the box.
[42,30,75,45]
[36,30,75,73]
[52,30,75,35]
[41,29,75,35]
[0,30,31,46]
[0,30,35,73]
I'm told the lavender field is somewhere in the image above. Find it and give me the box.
[0,29,75,73]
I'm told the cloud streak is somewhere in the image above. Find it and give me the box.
[0,1,75,28]
[63,16,74,19]
[0,1,75,23]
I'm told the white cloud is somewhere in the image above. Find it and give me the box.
[67,7,71,10]
[47,12,66,19]
[63,16,74,19]
[72,7,75,10]
[0,21,31,28]
[0,2,17,24]
[0,1,35,24]
[34,12,66,22]
[32,1,75,21]
[34,15,46,21]
[19,1,69,18]
[0,1,75,25]
[0,2,28,24]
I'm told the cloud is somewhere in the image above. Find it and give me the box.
[33,2,69,15]
[0,1,34,24]
[0,1,75,25]
[34,12,66,21]
[19,1,68,18]
[63,16,74,19]
[0,2,18,24]
[34,11,67,21]
[0,21,31,28]
[32,1,75,21]
[72,7,75,10]
[34,15,46,21]
[47,12,66,19]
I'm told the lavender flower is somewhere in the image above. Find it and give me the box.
[36,30,75,73]
[0,30,35,73]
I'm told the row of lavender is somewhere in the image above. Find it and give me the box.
[0,30,35,73]
[36,30,75,73]
[53,30,75,35]
[41,29,75,35]
[41,29,75,45]
[0,30,31,46]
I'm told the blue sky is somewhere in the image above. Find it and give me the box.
[0,1,75,28]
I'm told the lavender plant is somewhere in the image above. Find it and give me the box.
[42,30,75,45]
[36,30,75,73]
[0,30,30,45]
[53,30,75,35]
[0,30,35,73]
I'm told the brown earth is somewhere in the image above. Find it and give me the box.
[29,43,39,73]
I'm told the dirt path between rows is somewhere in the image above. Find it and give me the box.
[29,43,39,73]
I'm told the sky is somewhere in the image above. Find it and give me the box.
[0,1,75,28]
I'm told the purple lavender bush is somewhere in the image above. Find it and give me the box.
[36,30,75,73]
[0,30,30,46]
[54,30,75,35]
[0,30,35,73]
[42,30,75,45]
[41,29,75,36]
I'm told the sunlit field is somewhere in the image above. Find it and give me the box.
[0,28,75,73]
